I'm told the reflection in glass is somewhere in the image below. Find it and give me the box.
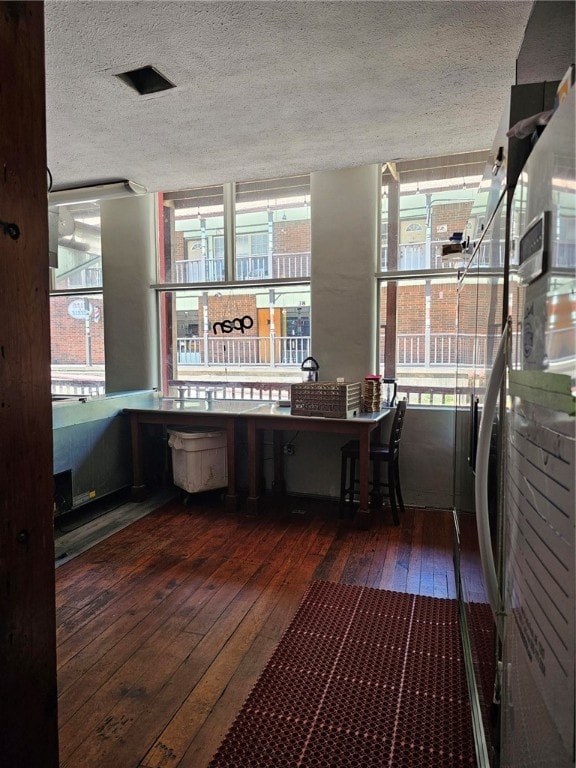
[52,202,102,289]
[381,155,486,272]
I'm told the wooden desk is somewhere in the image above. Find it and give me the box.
[124,400,390,520]
[244,406,390,519]
[124,401,245,511]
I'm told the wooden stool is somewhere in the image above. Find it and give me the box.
[339,400,407,525]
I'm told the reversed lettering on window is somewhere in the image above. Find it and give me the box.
[212,315,254,335]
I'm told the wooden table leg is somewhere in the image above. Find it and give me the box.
[246,418,260,514]
[129,414,147,501]
[224,417,238,511]
[271,430,286,495]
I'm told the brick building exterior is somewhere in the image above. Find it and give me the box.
[50,298,105,365]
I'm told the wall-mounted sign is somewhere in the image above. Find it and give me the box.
[67,299,92,320]
[212,315,254,335]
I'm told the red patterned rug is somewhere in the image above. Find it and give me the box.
[209,581,476,767]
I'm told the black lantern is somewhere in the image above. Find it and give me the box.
[301,356,320,382]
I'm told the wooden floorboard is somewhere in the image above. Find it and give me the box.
[55,494,458,768]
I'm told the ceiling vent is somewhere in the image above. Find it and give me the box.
[116,66,175,95]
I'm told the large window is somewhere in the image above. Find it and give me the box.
[50,202,105,396]
[379,152,489,404]
[157,159,490,402]
[160,185,225,283]
[158,176,311,395]
[48,160,490,402]
[50,293,105,397]
[235,176,311,280]
[379,278,459,405]
[51,202,103,289]
[381,156,485,272]
[159,285,310,397]
[159,175,310,284]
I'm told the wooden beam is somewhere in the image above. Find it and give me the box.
[0,3,59,766]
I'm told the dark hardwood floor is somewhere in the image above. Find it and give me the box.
[55,494,466,768]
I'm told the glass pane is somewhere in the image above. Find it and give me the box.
[159,284,311,398]
[398,182,477,271]
[160,185,225,284]
[379,277,459,405]
[381,154,487,272]
[52,202,102,289]
[50,293,105,396]
[235,175,311,280]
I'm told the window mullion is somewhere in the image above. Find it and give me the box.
[223,181,236,280]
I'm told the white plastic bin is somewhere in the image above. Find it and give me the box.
[167,428,228,494]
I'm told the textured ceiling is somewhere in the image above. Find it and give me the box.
[44,0,534,194]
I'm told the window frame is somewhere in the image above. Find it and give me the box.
[378,152,489,406]
[156,177,312,394]
[49,201,106,396]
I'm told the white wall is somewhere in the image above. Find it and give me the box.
[310,165,380,382]
[100,195,159,393]
[261,405,461,510]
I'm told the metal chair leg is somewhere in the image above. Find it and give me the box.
[339,453,357,515]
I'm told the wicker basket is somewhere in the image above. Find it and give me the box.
[290,381,362,419]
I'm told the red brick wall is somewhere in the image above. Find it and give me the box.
[430,283,458,333]
[397,284,426,333]
[173,230,186,260]
[206,295,258,336]
[379,281,502,336]
[50,298,105,365]
[431,202,472,240]
[458,281,504,334]
[171,219,311,261]
[273,220,310,253]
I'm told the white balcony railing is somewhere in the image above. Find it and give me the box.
[176,331,502,370]
[391,332,501,368]
[174,258,225,283]
[177,335,311,367]
[173,251,311,284]
[380,239,507,271]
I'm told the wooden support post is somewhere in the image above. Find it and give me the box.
[0,3,60,766]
